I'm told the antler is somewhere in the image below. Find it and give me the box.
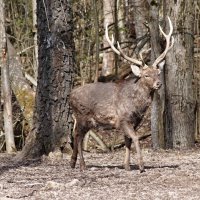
[105,24,143,67]
[152,17,174,68]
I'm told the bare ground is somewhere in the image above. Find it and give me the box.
[0,147,200,200]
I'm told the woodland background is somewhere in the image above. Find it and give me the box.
[0,0,199,158]
[0,1,200,199]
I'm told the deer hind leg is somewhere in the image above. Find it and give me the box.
[122,122,144,172]
[124,136,132,171]
[70,126,79,169]
[70,120,88,171]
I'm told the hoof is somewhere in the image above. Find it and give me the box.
[80,163,86,171]
[139,167,145,173]
[70,160,76,169]
[124,165,131,171]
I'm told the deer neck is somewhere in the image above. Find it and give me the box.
[117,79,153,123]
[125,78,154,98]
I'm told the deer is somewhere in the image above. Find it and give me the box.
[70,17,174,172]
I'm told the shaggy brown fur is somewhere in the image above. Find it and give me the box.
[70,66,161,172]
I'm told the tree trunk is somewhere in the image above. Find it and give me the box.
[0,0,16,153]
[117,0,126,45]
[0,95,2,134]
[32,0,38,80]
[1,51,16,153]
[15,0,75,160]
[131,0,164,149]
[102,0,115,76]
[194,1,200,141]
[164,0,195,148]
[148,0,165,149]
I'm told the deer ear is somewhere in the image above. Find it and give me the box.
[131,65,141,77]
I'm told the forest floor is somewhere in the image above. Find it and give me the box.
[0,146,200,200]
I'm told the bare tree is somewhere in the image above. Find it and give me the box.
[32,0,38,79]
[101,0,115,76]
[0,0,16,153]
[93,0,100,82]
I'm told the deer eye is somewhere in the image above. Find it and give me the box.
[144,75,150,78]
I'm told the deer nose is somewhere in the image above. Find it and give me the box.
[153,81,162,89]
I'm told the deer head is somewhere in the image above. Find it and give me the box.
[105,17,174,89]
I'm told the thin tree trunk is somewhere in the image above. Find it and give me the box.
[102,0,115,77]
[117,0,126,44]
[1,49,16,153]
[93,0,100,82]
[0,0,16,153]
[114,0,119,77]
[32,0,38,79]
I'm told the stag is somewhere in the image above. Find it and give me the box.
[70,17,174,172]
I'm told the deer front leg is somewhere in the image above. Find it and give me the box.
[124,136,132,171]
[122,122,144,173]
[70,131,78,169]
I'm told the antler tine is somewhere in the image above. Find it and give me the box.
[105,23,143,66]
[139,48,151,68]
[105,23,120,55]
[117,42,143,66]
[152,17,174,68]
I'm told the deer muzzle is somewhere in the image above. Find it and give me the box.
[153,81,162,90]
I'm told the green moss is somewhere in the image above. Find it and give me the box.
[16,88,35,126]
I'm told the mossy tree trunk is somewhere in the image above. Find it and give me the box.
[7,39,35,128]
[15,0,75,160]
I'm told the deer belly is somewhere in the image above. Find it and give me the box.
[90,110,119,129]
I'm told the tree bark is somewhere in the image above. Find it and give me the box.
[132,0,149,39]
[194,1,200,141]
[15,0,75,160]
[164,0,195,148]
